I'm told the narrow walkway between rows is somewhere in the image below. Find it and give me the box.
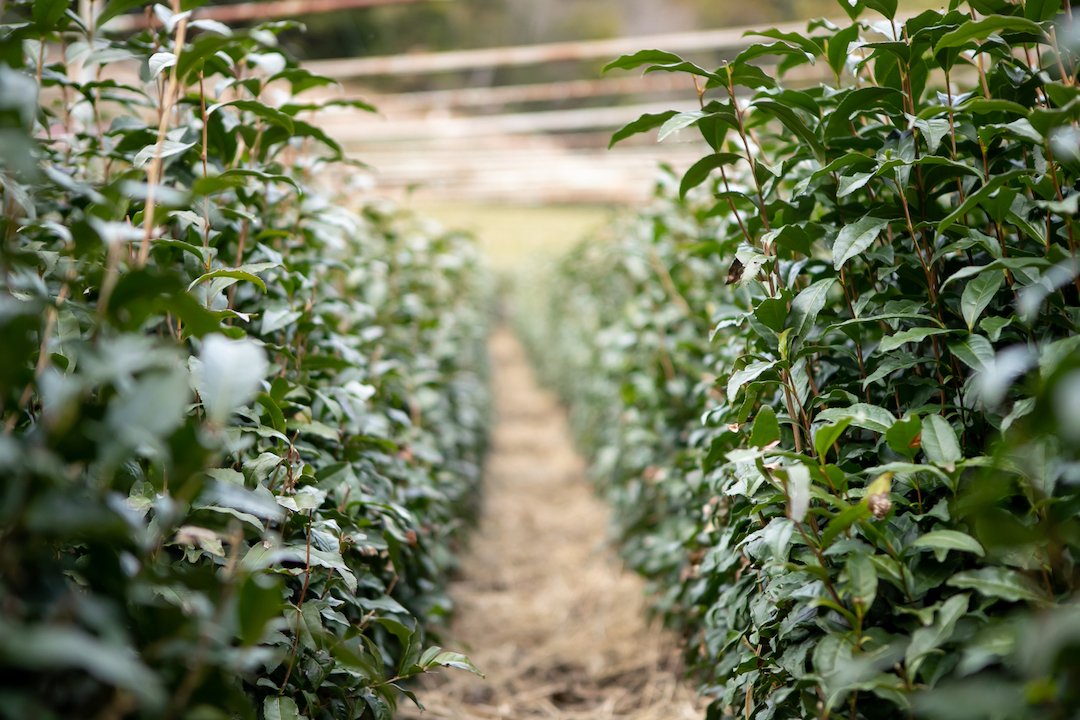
[403,329,701,720]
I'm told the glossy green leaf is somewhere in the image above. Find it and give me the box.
[947,568,1048,603]
[934,15,1044,53]
[679,153,742,198]
[961,270,1004,330]
[814,418,851,461]
[602,49,685,73]
[912,530,985,562]
[431,652,484,677]
[949,334,995,371]
[921,415,962,464]
[847,552,878,611]
[789,278,836,342]
[885,414,921,458]
[608,110,678,148]
[95,0,147,27]
[33,0,71,29]
[750,405,780,447]
[832,215,889,270]
[754,100,826,163]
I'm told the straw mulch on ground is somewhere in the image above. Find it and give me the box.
[401,329,703,720]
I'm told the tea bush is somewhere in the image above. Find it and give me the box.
[519,1,1080,717]
[0,2,488,718]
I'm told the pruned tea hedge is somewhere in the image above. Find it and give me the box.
[519,1,1080,717]
[0,2,489,718]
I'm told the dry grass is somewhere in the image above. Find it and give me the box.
[400,329,703,720]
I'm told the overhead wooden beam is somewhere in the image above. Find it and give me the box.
[303,19,813,78]
[369,74,692,110]
[303,14,917,78]
[317,101,699,142]
[104,0,432,32]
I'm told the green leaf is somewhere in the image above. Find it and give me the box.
[824,87,904,138]
[365,695,392,720]
[419,645,442,668]
[191,174,248,196]
[947,567,1048,603]
[939,171,1036,231]
[934,15,1044,53]
[1026,0,1063,22]
[679,153,742,198]
[754,100,826,164]
[821,502,872,548]
[789,278,836,342]
[256,392,286,432]
[862,0,898,18]
[814,418,851,461]
[886,414,921,458]
[912,116,952,154]
[837,171,874,198]
[957,97,1030,116]
[608,111,678,148]
[96,0,147,27]
[747,28,825,58]
[815,403,895,433]
[175,34,233,81]
[280,98,377,116]
[727,360,777,402]
[826,25,860,79]
[214,168,301,193]
[704,62,776,90]
[133,139,196,168]
[188,268,268,293]
[832,215,889,270]
[960,270,1004,331]
[980,315,1013,342]
[949,334,995,371]
[658,110,708,142]
[942,257,1049,288]
[431,652,484,677]
[602,49,685,73]
[209,99,295,134]
[877,327,956,354]
[912,530,985,562]
[269,68,341,95]
[34,0,71,29]
[906,594,969,678]
[753,296,788,333]
[846,552,878,611]
[0,624,166,709]
[238,576,284,646]
[735,40,817,67]
[749,405,780,448]
[921,414,962,464]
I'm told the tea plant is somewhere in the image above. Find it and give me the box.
[0,2,488,718]
[521,1,1080,717]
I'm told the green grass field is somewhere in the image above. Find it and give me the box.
[416,203,618,269]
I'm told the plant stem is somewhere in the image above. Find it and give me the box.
[138,0,189,268]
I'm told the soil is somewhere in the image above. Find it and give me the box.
[401,329,702,720]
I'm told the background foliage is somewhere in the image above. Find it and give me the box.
[518,1,1080,717]
[0,2,488,718]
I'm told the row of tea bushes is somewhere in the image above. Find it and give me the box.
[519,1,1080,716]
[0,2,488,718]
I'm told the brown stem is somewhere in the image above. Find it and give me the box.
[138,1,189,267]
[280,510,315,694]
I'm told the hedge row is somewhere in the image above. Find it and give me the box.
[0,2,488,719]
[519,2,1080,717]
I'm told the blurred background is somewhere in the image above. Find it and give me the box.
[183,0,928,260]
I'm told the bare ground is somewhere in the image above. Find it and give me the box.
[401,329,702,720]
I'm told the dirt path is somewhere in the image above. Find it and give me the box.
[403,329,701,720]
